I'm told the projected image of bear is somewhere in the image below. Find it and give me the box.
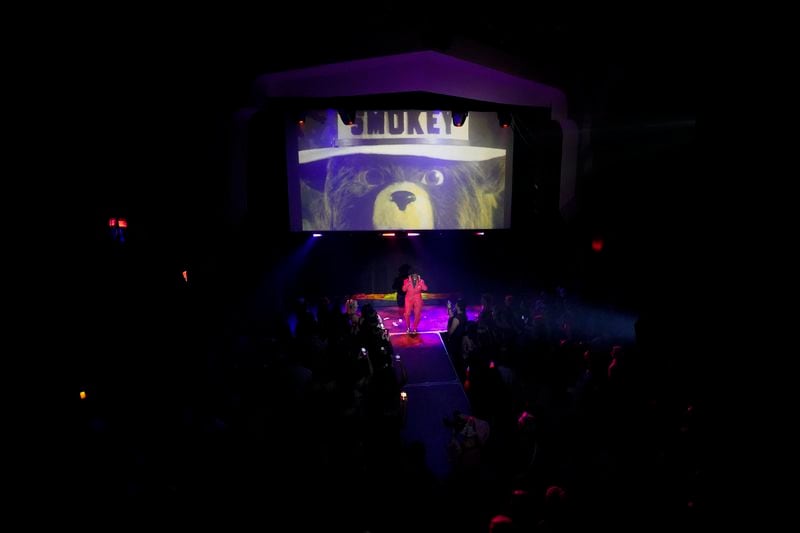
[302,154,505,230]
[372,179,434,229]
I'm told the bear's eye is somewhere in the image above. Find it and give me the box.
[421,169,444,186]
[364,169,387,186]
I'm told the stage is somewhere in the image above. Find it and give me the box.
[349,292,481,334]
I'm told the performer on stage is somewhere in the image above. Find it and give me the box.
[402,269,428,334]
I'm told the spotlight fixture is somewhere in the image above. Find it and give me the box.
[452,110,468,127]
[497,111,512,128]
[337,110,357,126]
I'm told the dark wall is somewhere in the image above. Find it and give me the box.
[249,230,567,304]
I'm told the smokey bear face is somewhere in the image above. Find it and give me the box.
[319,154,506,230]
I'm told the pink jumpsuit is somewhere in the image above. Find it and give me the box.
[402,276,428,331]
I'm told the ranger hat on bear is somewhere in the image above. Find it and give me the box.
[298,109,509,163]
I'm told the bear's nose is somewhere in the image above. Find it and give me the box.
[390,191,416,211]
